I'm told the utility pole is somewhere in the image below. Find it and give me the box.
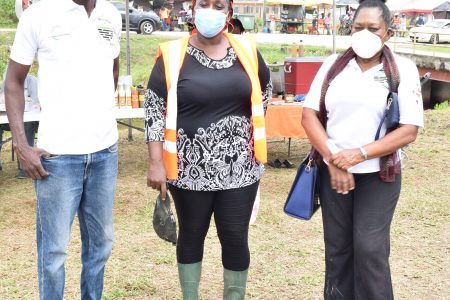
[125,0,132,140]
[262,0,266,31]
[332,0,336,54]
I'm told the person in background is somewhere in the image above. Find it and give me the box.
[324,12,331,35]
[4,0,121,299]
[160,6,169,31]
[178,7,186,31]
[301,0,423,298]
[312,8,319,31]
[298,5,306,32]
[298,5,305,23]
[145,0,272,297]
[229,17,245,34]
[416,13,425,26]
[185,5,194,33]
[186,4,193,22]
[339,12,352,35]
[318,13,325,34]
[0,71,39,178]
[400,14,407,37]
[166,5,173,31]
[391,12,400,36]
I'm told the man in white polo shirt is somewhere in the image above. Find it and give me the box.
[4,0,121,299]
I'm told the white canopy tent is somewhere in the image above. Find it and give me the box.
[336,0,358,6]
[387,0,447,13]
[386,0,412,12]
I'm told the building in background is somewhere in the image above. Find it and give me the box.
[233,0,266,19]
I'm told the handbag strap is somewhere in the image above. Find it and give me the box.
[375,92,398,141]
[374,48,400,141]
[306,148,316,170]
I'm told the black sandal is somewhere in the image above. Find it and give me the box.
[268,159,283,168]
[282,160,295,168]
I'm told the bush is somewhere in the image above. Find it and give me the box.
[255,16,263,27]
[434,101,449,110]
[0,0,18,27]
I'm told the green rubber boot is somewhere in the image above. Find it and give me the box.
[223,268,249,300]
[178,262,202,300]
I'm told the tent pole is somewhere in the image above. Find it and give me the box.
[262,0,266,31]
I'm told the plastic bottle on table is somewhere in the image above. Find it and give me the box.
[114,88,119,107]
[298,39,305,57]
[290,42,298,57]
[131,87,139,108]
[125,82,132,108]
[118,82,126,109]
[138,85,145,108]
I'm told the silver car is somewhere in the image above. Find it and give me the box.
[409,19,450,44]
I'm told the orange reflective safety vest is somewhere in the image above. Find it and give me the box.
[156,32,267,180]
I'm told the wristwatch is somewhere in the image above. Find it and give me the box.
[359,146,368,161]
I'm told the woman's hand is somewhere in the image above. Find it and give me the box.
[147,158,167,200]
[331,148,364,171]
[328,163,355,194]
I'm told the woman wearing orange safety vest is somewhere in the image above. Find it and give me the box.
[144,0,272,298]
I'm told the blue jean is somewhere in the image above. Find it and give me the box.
[34,142,118,300]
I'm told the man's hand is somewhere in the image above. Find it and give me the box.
[16,144,49,180]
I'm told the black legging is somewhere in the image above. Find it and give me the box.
[169,181,259,271]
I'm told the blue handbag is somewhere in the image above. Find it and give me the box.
[385,92,400,129]
[283,150,320,220]
[375,92,401,182]
[375,92,400,140]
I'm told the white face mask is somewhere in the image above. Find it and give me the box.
[351,29,385,59]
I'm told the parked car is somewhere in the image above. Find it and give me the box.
[111,1,161,34]
[409,19,450,44]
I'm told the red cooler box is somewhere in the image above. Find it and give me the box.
[284,57,327,95]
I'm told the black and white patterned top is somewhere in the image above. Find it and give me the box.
[145,43,272,191]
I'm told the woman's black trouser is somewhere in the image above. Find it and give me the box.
[168,181,259,271]
[319,164,401,300]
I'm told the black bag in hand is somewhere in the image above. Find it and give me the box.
[152,193,177,245]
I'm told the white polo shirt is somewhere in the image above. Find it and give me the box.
[10,0,121,154]
[304,51,424,173]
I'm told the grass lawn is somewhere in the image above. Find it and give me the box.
[0,33,449,299]
[117,34,332,85]
[0,108,449,299]
[393,42,450,55]
[1,32,331,87]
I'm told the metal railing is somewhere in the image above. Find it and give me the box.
[390,30,450,57]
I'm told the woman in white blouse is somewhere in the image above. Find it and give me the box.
[302,0,423,299]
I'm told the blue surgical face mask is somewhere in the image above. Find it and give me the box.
[194,8,227,38]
